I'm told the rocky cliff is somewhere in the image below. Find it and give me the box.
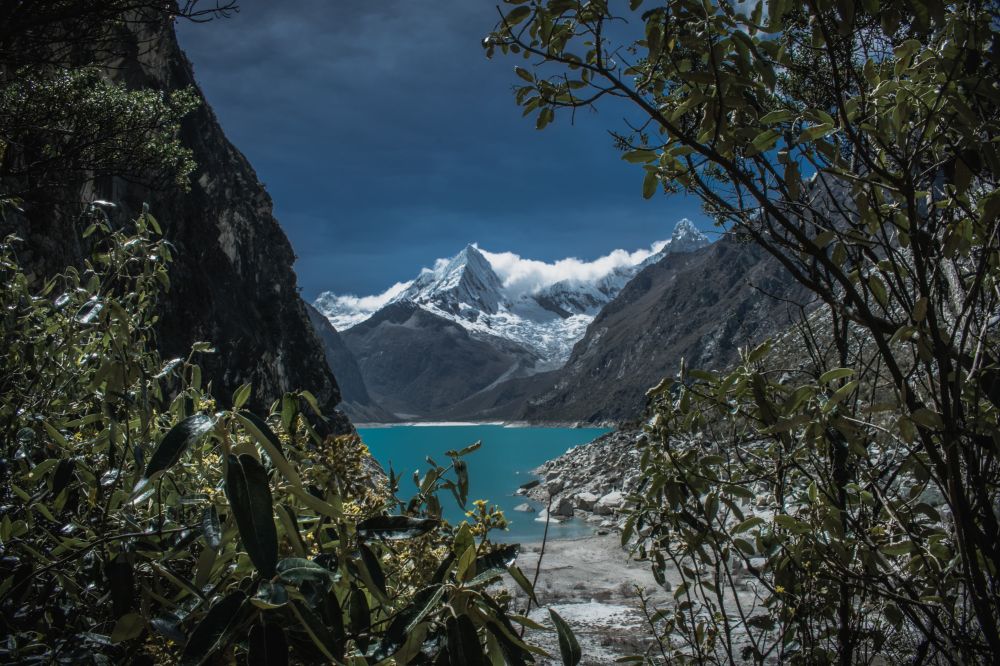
[3,15,350,430]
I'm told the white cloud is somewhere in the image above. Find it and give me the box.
[315,280,412,329]
[478,240,668,298]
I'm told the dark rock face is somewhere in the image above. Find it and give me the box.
[341,301,540,418]
[305,303,395,423]
[3,17,350,432]
[520,236,809,423]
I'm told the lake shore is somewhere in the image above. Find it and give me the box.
[504,532,671,664]
[353,420,620,429]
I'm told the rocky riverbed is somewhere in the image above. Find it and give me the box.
[514,429,644,530]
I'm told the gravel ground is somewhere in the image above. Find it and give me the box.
[502,533,671,664]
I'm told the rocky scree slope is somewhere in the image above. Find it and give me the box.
[1,17,350,430]
[519,429,644,529]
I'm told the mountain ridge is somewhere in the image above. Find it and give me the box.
[315,219,710,366]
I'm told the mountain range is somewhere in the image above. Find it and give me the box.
[310,219,809,424]
[315,219,710,366]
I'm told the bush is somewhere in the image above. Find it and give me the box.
[0,207,548,664]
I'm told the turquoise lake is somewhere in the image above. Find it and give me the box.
[358,425,609,543]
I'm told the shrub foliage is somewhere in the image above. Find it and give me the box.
[0,212,548,664]
[490,0,1000,662]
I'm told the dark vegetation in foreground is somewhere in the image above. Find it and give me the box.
[2,0,999,664]
[0,2,568,664]
[488,0,1000,662]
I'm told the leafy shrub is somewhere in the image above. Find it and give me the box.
[0,208,550,664]
[490,0,1000,662]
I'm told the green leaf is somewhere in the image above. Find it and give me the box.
[514,66,534,82]
[508,565,538,604]
[290,601,341,662]
[359,543,388,600]
[733,516,765,534]
[248,621,289,666]
[642,170,658,199]
[549,608,581,665]
[252,581,289,609]
[143,414,215,479]
[536,106,554,130]
[773,514,811,533]
[470,544,520,585]
[910,408,944,429]
[232,383,252,410]
[356,515,440,540]
[447,614,487,666]
[349,587,371,649]
[797,123,835,143]
[760,110,794,124]
[181,591,246,665]
[202,505,222,550]
[225,454,278,577]
[749,129,781,155]
[110,612,145,643]
[819,368,854,384]
[457,544,478,582]
[445,440,482,458]
[236,411,301,486]
[881,541,915,556]
[505,6,532,25]
[622,149,658,164]
[455,459,470,507]
[276,557,339,588]
[509,614,547,630]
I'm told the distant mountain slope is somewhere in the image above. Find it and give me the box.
[519,235,810,423]
[340,301,540,418]
[304,304,395,423]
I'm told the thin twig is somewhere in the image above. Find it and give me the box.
[520,493,553,637]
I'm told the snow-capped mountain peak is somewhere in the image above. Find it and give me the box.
[668,218,709,254]
[403,243,505,315]
[314,220,711,365]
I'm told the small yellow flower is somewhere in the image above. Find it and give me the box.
[775,585,786,594]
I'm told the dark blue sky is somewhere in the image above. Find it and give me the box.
[176,1,709,300]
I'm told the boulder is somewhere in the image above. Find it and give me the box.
[553,496,576,517]
[513,503,535,513]
[574,492,599,510]
[546,478,565,494]
[597,490,624,510]
[534,509,562,524]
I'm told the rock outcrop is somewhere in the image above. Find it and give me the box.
[2,15,350,431]
[520,430,645,528]
[341,301,539,418]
